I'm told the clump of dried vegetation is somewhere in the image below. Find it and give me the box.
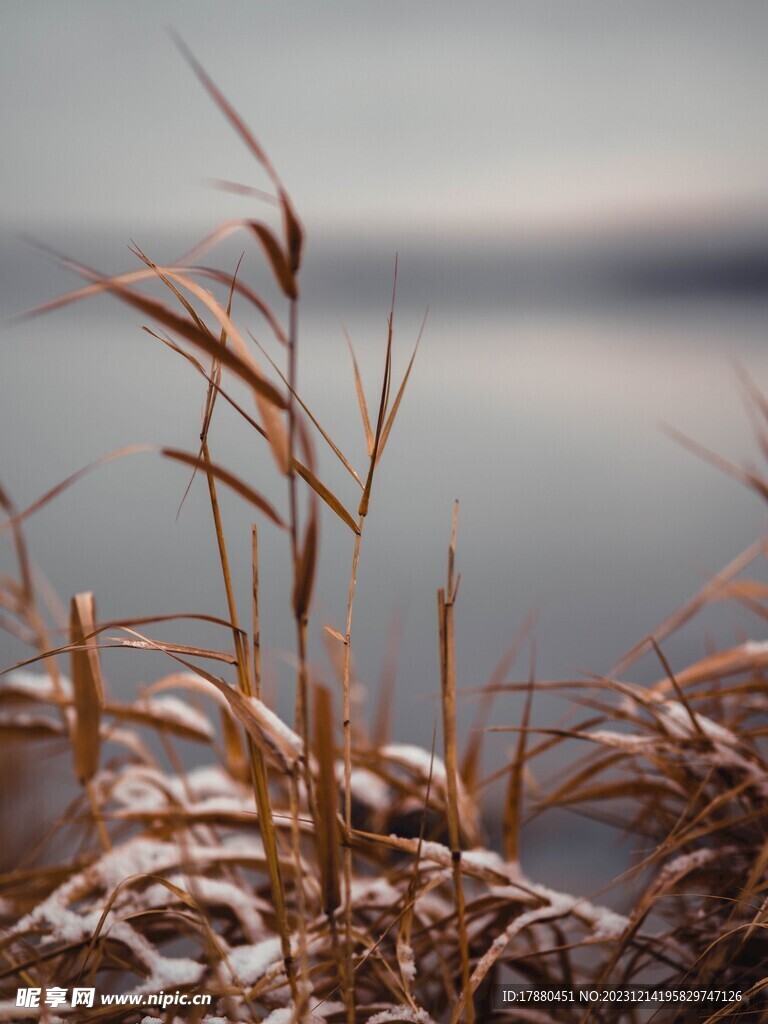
[2,46,768,1024]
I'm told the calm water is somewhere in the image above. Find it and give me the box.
[2,224,768,894]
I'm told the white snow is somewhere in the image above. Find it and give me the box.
[138,695,214,738]
[226,937,283,984]
[311,1002,346,1019]
[368,1008,436,1024]
[99,838,187,890]
[350,877,402,907]
[658,847,731,883]
[260,1010,294,1024]
[142,954,203,990]
[186,764,245,798]
[110,772,172,812]
[586,730,655,752]
[245,696,303,771]
[380,744,447,784]
[0,711,63,732]
[336,764,391,811]
[5,670,71,700]
[588,905,628,940]
[397,941,416,982]
[659,701,738,744]
[656,701,768,795]
[741,640,768,656]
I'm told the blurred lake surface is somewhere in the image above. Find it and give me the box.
[2,221,768,894]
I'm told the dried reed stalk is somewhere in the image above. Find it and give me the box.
[438,504,473,1024]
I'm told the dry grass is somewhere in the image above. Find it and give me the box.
[2,47,768,1024]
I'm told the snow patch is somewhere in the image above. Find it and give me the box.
[368,1008,436,1024]
[226,937,283,984]
[5,670,71,700]
[381,744,447,783]
[586,730,655,752]
[139,695,213,738]
[350,877,402,907]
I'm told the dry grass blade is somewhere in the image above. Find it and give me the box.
[313,684,341,917]
[130,250,291,474]
[343,325,375,457]
[252,524,262,699]
[503,652,536,863]
[172,33,303,278]
[102,699,213,743]
[612,538,765,678]
[175,256,243,516]
[130,242,208,335]
[292,497,319,621]
[161,448,287,529]
[113,628,303,778]
[17,237,289,346]
[19,242,289,413]
[650,637,706,740]
[110,636,238,664]
[171,32,281,187]
[358,257,397,518]
[219,704,249,783]
[249,328,362,488]
[438,502,474,1024]
[250,222,298,300]
[377,308,426,460]
[293,460,360,535]
[147,324,330,501]
[0,486,33,605]
[282,193,304,276]
[70,593,103,783]
[662,422,768,502]
[214,680,303,777]
[208,177,281,206]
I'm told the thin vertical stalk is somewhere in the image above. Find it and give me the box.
[287,298,309,741]
[201,439,297,1005]
[85,779,111,853]
[338,264,399,1022]
[440,502,473,1024]
[202,439,250,696]
[341,519,363,1024]
[286,295,314,1022]
[252,524,261,699]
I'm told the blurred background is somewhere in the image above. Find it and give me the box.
[3,1,768,893]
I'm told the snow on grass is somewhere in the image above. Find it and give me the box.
[336,763,392,811]
[397,940,417,983]
[380,744,447,784]
[368,1007,437,1024]
[350,876,402,907]
[226,937,283,985]
[137,695,214,738]
[658,701,738,745]
[586,730,656,752]
[5,670,71,700]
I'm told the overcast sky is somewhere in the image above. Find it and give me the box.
[3,1,768,238]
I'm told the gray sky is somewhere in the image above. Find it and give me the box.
[3,1,768,237]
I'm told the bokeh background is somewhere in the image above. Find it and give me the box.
[3,1,768,892]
